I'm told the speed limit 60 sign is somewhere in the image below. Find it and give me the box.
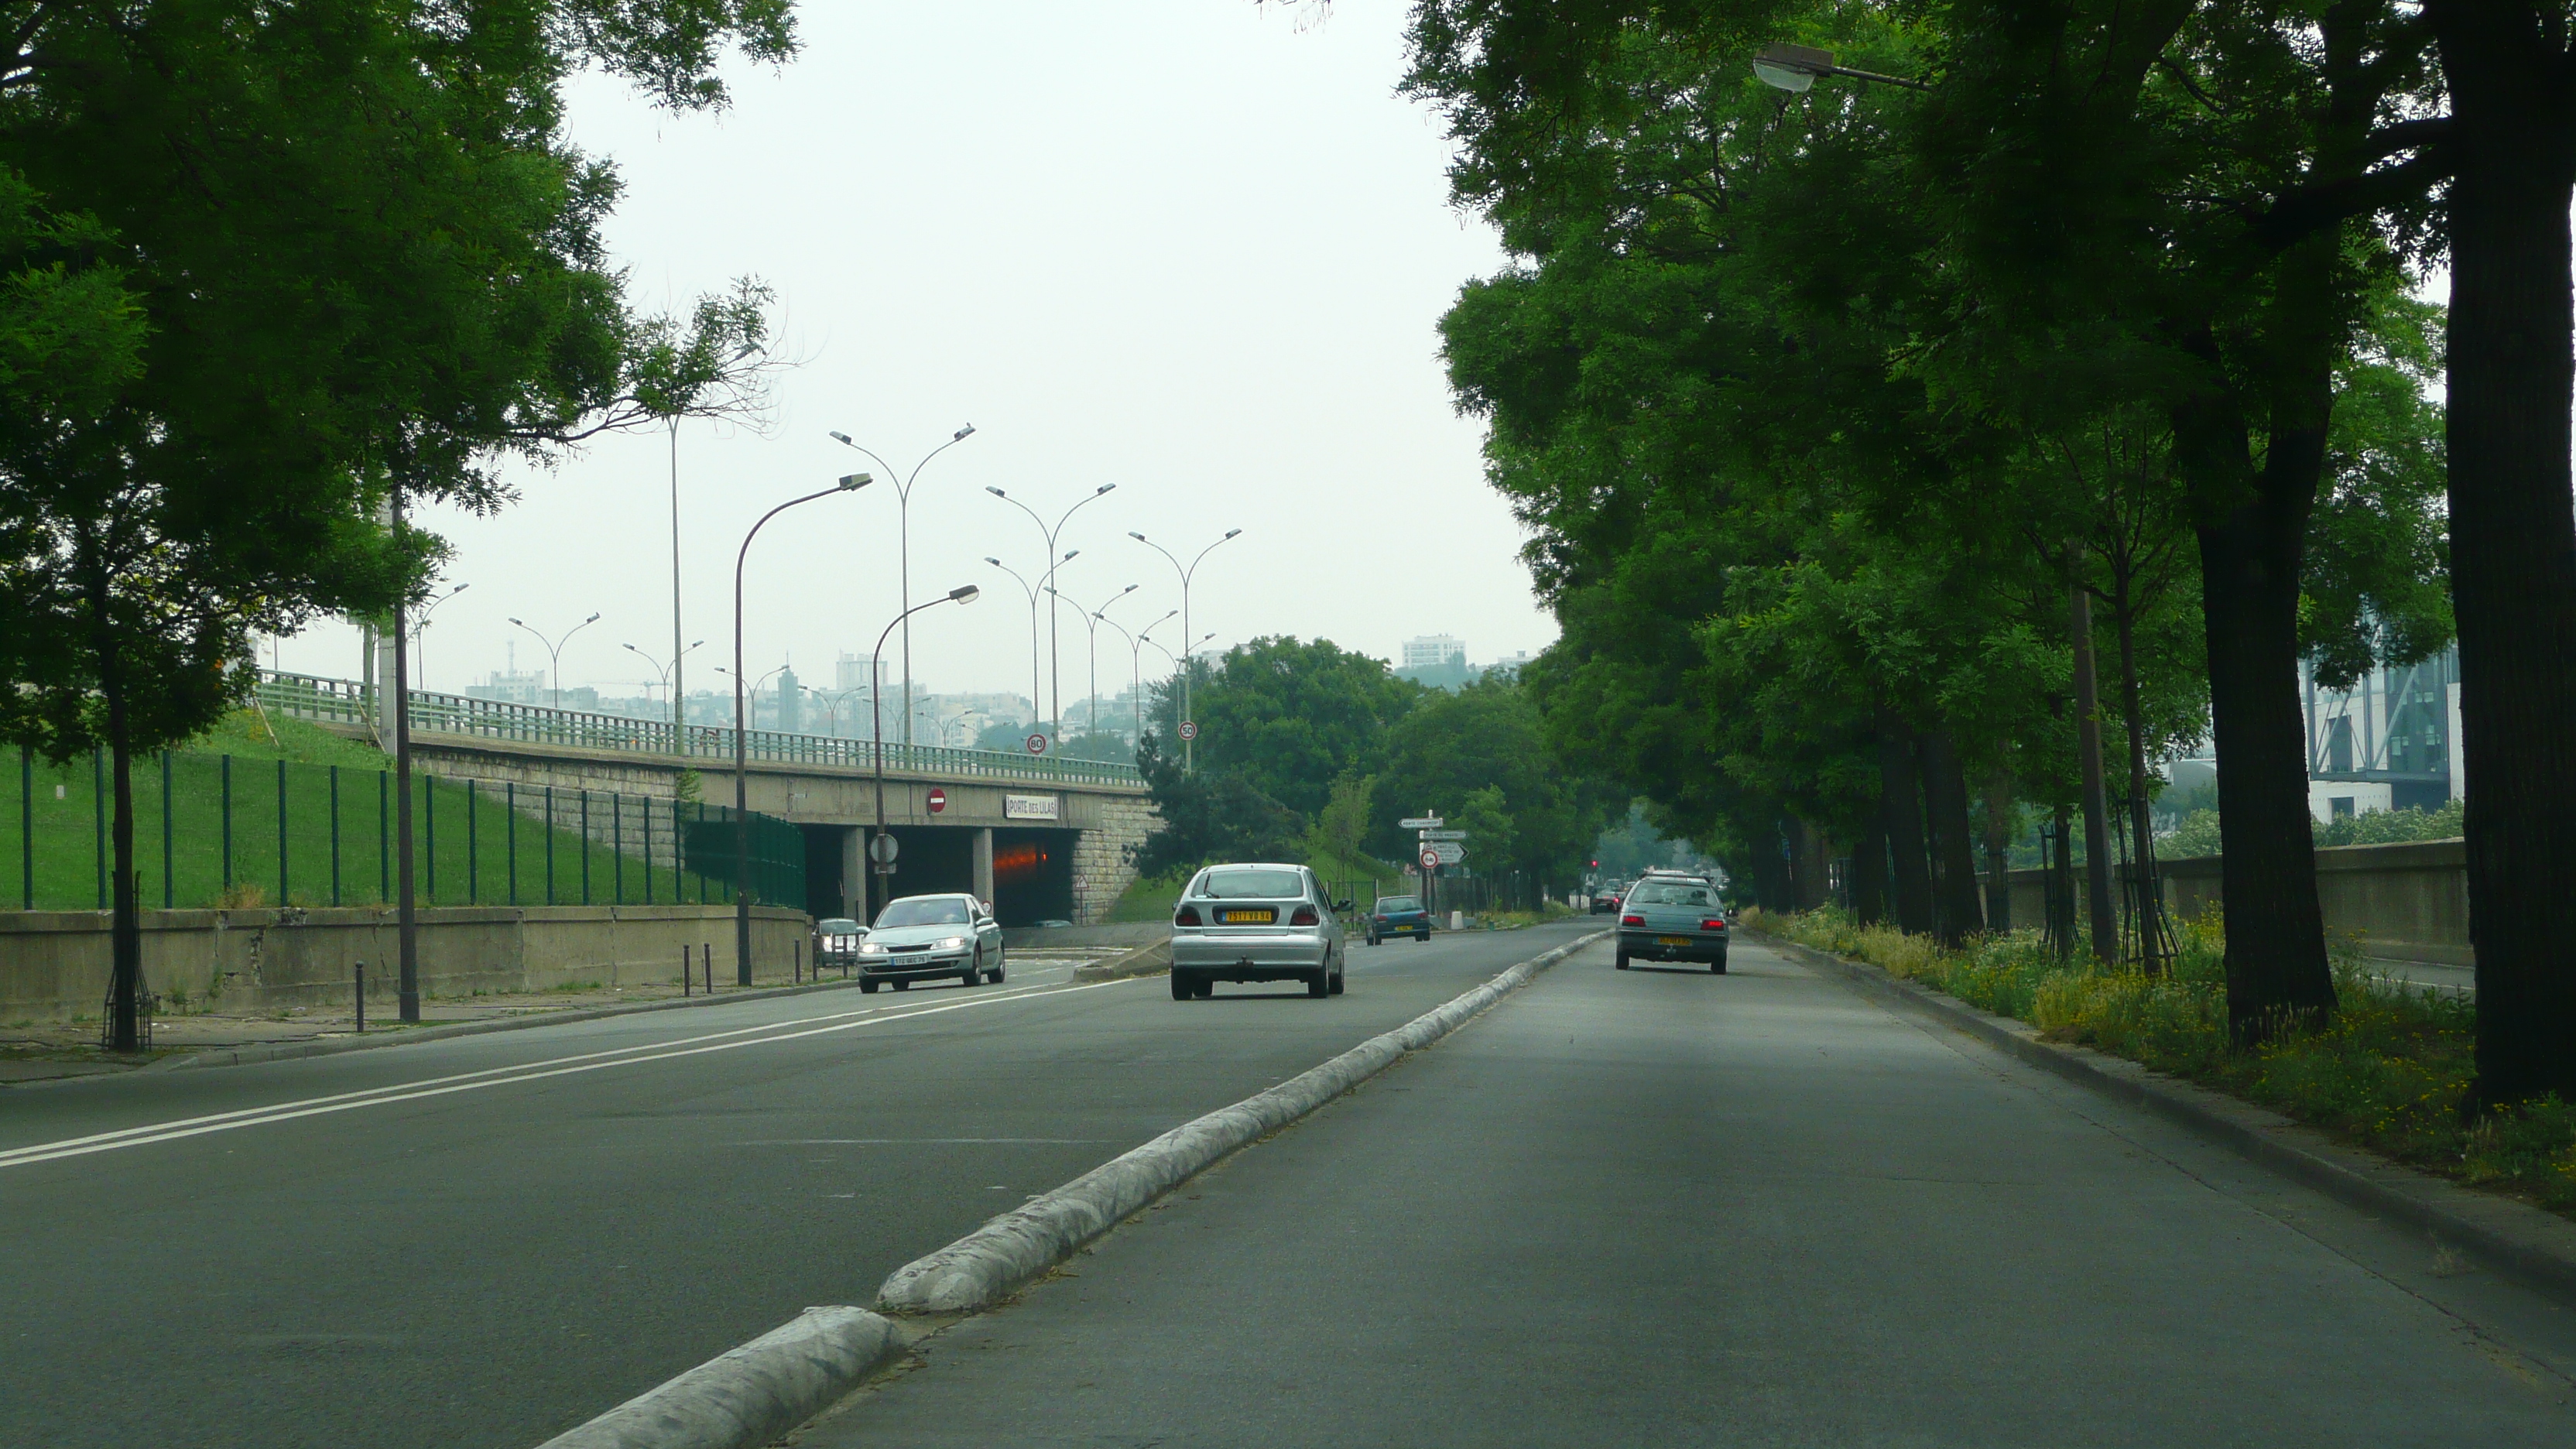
[1026,732,1048,755]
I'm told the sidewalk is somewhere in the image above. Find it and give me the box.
[790,937,2576,1447]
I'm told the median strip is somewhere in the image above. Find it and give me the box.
[522,928,1605,1449]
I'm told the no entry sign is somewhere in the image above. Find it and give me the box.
[927,787,947,814]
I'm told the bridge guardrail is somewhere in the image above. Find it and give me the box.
[254,671,1146,787]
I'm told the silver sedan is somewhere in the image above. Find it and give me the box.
[1170,862,1349,1000]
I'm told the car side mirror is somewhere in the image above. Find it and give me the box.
[1334,899,1354,913]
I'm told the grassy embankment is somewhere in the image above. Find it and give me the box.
[2,710,727,911]
[1747,907,2576,1215]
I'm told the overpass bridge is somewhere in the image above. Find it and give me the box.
[253,672,1156,927]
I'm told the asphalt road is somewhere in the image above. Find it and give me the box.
[0,920,1599,1449]
[795,935,2576,1448]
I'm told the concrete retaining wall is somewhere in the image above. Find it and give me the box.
[0,904,812,1021]
[2006,838,2472,966]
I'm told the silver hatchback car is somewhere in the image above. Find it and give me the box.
[1170,862,1349,1000]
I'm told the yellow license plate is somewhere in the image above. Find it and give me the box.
[1657,935,1692,947]
[1221,909,1275,924]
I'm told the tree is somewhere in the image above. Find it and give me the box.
[0,0,797,1047]
[1149,635,1420,820]
[1132,732,1303,878]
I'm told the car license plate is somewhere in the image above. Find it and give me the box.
[1657,935,1691,947]
[1221,909,1275,924]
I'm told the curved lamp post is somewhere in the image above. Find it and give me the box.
[624,639,704,742]
[732,471,872,985]
[1098,607,1177,750]
[986,483,1116,747]
[506,611,601,712]
[1046,581,1136,744]
[408,584,468,693]
[868,584,981,920]
[1129,528,1241,771]
[829,426,976,747]
[983,556,1053,741]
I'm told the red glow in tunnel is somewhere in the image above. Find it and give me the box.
[993,844,1049,882]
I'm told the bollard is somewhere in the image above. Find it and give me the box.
[703,944,713,995]
[682,946,691,997]
[795,940,803,985]
[354,961,365,1034]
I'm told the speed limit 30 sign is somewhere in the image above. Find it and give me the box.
[1178,720,1199,742]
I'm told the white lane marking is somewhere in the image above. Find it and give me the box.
[2,978,1095,1160]
[0,979,1134,1170]
[739,1138,1111,1146]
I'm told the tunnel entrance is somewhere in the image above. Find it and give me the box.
[991,827,1075,925]
[798,824,852,921]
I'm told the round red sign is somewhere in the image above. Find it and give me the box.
[1026,732,1048,755]
[927,787,947,814]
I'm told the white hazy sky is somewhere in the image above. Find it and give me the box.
[271,1,1552,709]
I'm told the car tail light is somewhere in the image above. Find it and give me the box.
[1291,906,1320,927]
[1622,913,1645,926]
[1702,918,1728,931]
[1174,905,1201,927]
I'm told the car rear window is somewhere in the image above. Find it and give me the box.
[1375,896,1420,912]
[875,897,970,927]
[1629,883,1718,907]
[1197,868,1305,899]
[817,919,861,935]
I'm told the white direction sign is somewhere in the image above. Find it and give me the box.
[1431,841,1466,864]
[1398,816,1444,830]
[1419,829,1468,841]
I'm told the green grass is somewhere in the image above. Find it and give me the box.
[1749,906,2576,1216]
[3,710,733,911]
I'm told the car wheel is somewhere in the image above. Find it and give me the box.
[1615,951,1631,970]
[892,978,909,992]
[1195,977,1215,999]
[1170,971,1191,1001]
[990,955,1005,983]
[1329,968,1345,996]
[1367,933,1380,947]
[961,964,980,987]
[860,978,880,994]
[1307,971,1329,999]
[1416,931,1430,944]
[1712,951,1728,975]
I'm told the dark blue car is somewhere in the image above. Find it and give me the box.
[1367,893,1432,945]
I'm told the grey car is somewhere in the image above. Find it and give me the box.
[1170,862,1349,1000]
[1615,872,1730,973]
[814,917,865,975]
[855,892,1005,992]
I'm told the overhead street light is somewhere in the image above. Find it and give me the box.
[731,471,872,986]
[407,583,469,692]
[1129,527,1242,772]
[1752,41,1928,92]
[505,611,601,711]
[866,584,981,922]
[829,424,978,747]
[985,483,1117,748]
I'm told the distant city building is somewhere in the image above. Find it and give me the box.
[2303,645,2458,819]
[467,668,544,705]
[774,665,800,735]
[1402,635,1466,671]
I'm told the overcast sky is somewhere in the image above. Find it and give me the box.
[270,1,1548,712]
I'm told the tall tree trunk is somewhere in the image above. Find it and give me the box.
[1786,817,1830,911]
[1747,816,1794,911]
[1879,717,1934,934]
[2049,801,2076,959]
[1920,731,1985,947]
[1851,815,1891,926]
[2177,307,2339,1042]
[2426,3,2576,1109]
[1982,766,2013,931]
[2068,575,2119,961]
[82,540,141,1053]
[2111,571,2167,973]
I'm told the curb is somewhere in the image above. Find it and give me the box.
[1752,930,2576,1304]
[875,928,1609,1314]
[1070,938,1171,984]
[150,975,869,1075]
[532,1306,906,1449]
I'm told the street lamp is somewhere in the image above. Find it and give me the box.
[1098,607,1177,750]
[867,584,981,921]
[984,557,1050,742]
[800,683,865,738]
[986,483,1117,748]
[732,471,872,986]
[505,611,601,711]
[1750,42,1928,91]
[624,638,705,734]
[1129,528,1241,771]
[1046,581,1136,745]
[830,425,977,748]
[408,583,468,692]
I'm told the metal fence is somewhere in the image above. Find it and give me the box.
[255,670,1144,786]
[5,745,801,912]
